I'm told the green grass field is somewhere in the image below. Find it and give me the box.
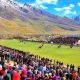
[0,40,80,67]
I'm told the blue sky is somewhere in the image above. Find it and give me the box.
[16,0,80,18]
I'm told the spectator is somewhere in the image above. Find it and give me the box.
[0,45,79,80]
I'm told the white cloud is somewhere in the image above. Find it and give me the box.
[54,4,75,11]
[63,7,71,10]
[64,10,71,14]
[64,10,76,15]
[39,5,48,9]
[31,0,58,9]
[42,0,58,4]
[78,2,80,6]
[73,11,76,14]
[70,4,74,8]
[35,0,58,5]
[54,4,76,15]
[54,8,62,11]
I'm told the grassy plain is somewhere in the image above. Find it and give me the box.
[0,40,80,67]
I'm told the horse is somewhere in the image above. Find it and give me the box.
[70,44,73,48]
[58,44,61,48]
[38,43,44,49]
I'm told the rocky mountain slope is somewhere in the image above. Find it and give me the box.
[0,0,80,38]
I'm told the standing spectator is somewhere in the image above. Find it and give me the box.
[12,70,20,80]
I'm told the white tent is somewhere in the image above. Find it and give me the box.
[76,40,80,45]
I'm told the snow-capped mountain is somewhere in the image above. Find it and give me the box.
[0,0,24,9]
[0,0,80,38]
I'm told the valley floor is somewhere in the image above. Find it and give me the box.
[0,40,80,67]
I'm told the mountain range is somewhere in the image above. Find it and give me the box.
[0,0,80,38]
[73,15,80,22]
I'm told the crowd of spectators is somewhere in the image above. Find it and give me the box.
[0,45,80,80]
[49,37,80,45]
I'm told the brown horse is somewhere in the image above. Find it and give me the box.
[38,44,44,49]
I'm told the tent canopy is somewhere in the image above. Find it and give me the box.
[76,40,80,45]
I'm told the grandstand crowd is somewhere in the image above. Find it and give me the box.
[0,45,80,80]
[49,37,80,45]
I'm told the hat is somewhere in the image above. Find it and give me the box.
[49,73,52,76]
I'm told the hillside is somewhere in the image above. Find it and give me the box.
[0,0,80,38]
